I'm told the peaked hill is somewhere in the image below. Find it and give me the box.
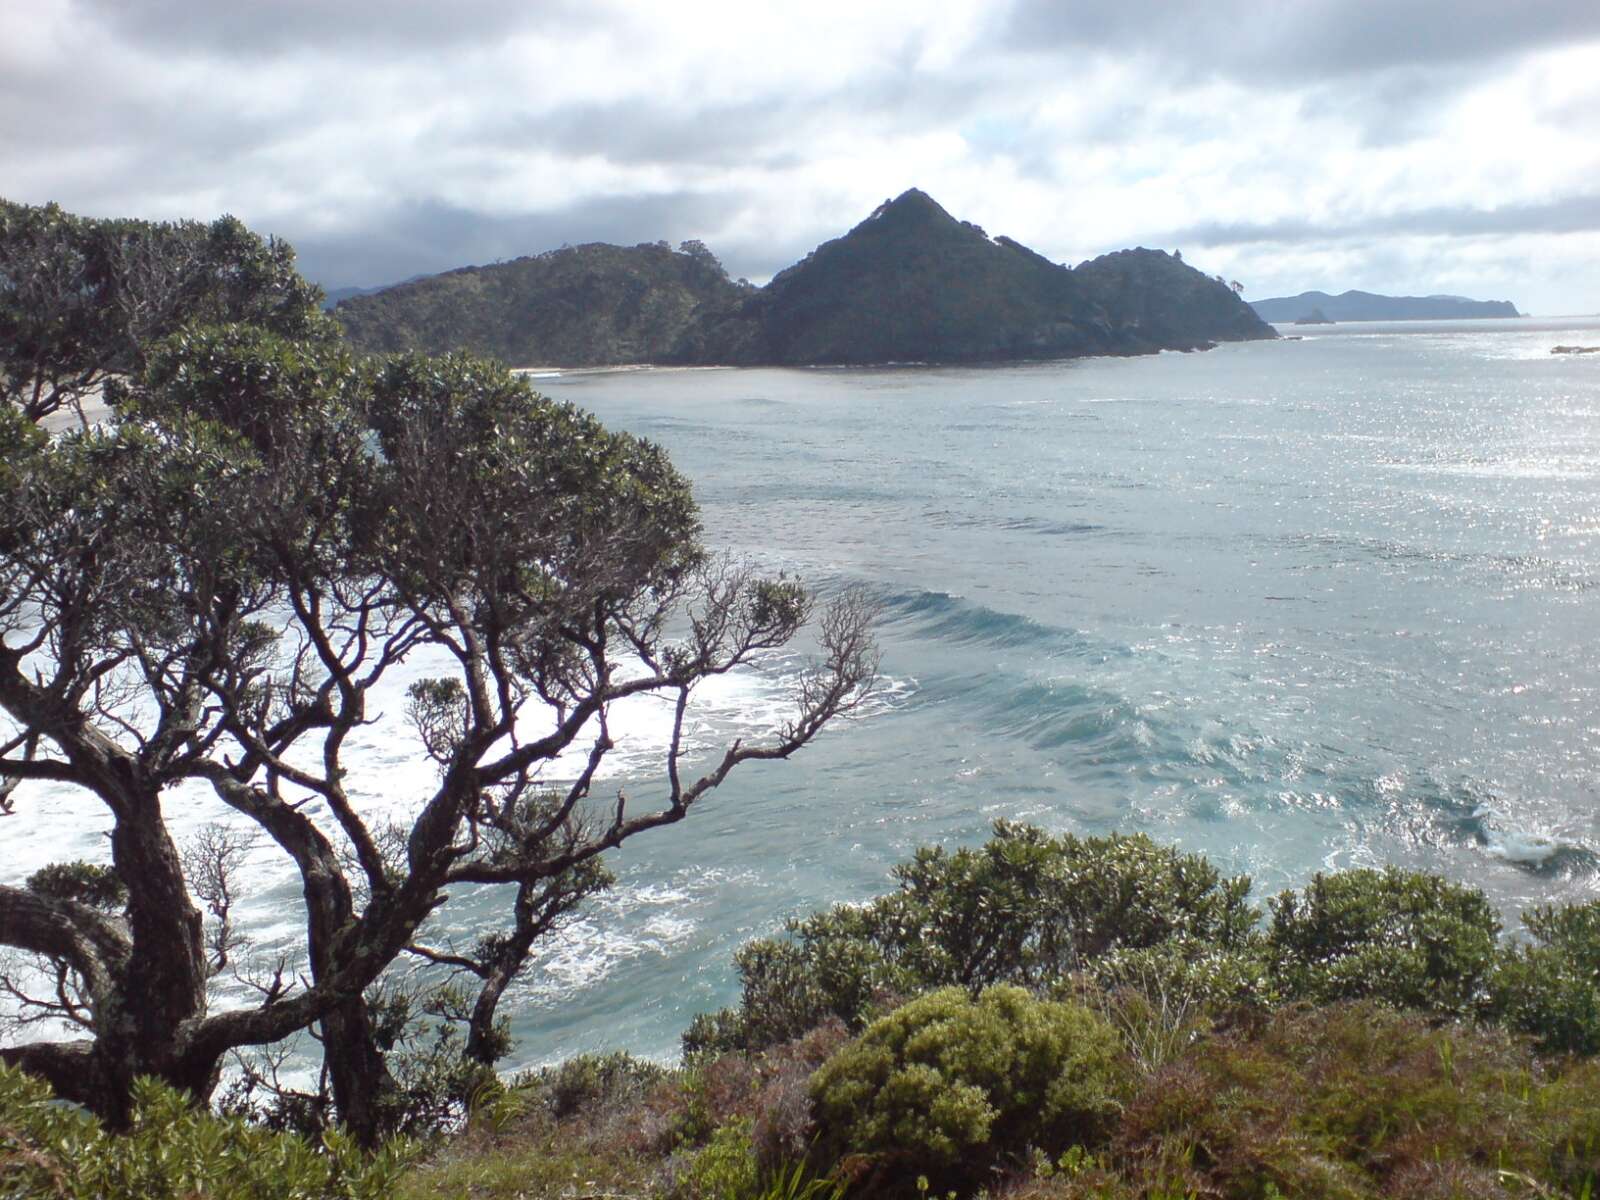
[1251,290,1521,322]
[333,189,1275,366]
[683,190,1119,364]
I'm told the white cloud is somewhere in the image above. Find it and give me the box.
[4,0,1598,311]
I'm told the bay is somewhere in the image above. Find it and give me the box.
[505,315,1600,1064]
[6,316,1600,1072]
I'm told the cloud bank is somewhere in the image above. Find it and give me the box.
[5,0,1598,312]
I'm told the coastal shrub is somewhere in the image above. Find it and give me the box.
[688,822,1255,1055]
[1265,867,1500,1017]
[875,822,1256,984]
[0,1063,416,1200]
[521,1050,670,1120]
[1115,1002,1600,1199]
[1488,897,1600,1055]
[668,1122,847,1200]
[391,1106,658,1200]
[746,1021,853,1168]
[670,1118,762,1200]
[683,909,909,1056]
[675,1053,769,1148]
[219,982,513,1140]
[1076,939,1277,1071]
[1085,937,1276,1017]
[808,985,1124,1193]
[679,1020,855,1170]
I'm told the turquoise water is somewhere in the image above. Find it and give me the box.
[503,317,1600,1065]
[7,317,1600,1071]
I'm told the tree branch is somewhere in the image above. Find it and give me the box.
[0,884,128,1005]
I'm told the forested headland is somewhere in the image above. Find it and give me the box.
[331,190,1274,368]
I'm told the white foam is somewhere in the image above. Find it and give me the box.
[1486,831,1564,865]
[0,637,876,1032]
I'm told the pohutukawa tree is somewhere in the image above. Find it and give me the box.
[0,202,878,1143]
[0,199,322,425]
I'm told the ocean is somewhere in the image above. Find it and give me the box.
[7,316,1600,1070]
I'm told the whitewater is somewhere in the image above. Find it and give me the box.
[6,315,1600,1069]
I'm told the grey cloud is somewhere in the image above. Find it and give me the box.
[0,69,319,228]
[71,0,586,59]
[1156,194,1600,248]
[462,59,997,172]
[505,23,978,171]
[466,98,809,170]
[1296,64,1478,147]
[1001,0,1600,83]
[9,0,1597,312]
[288,190,752,289]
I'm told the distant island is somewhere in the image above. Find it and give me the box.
[332,189,1275,367]
[1293,308,1334,326]
[1251,290,1521,323]
[321,283,391,308]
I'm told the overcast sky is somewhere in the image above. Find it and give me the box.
[5,0,1598,313]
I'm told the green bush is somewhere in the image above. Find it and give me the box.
[520,1050,670,1120]
[1086,938,1276,1017]
[808,985,1124,1192]
[671,1118,762,1200]
[1075,939,1277,1073]
[690,821,1256,1055]
[1266,867,1500,1017]
[1489,897,1600,1055]
[683,909,909,1057]
[878,822,1256,985]
[691,823,1600,1078]
[0,1063,416,1199]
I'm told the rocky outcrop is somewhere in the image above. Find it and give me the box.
[1070,246,1274,353]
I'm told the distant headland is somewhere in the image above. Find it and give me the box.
[1251,290,1521,323]
[332,189,1275,368]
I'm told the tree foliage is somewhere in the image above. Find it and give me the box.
[0,199,324,424]
[0,200,878,1144]
[1487,897,1600,1055]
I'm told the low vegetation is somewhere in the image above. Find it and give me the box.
[6,822,1598,1198]
[0,1065,417,1199]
